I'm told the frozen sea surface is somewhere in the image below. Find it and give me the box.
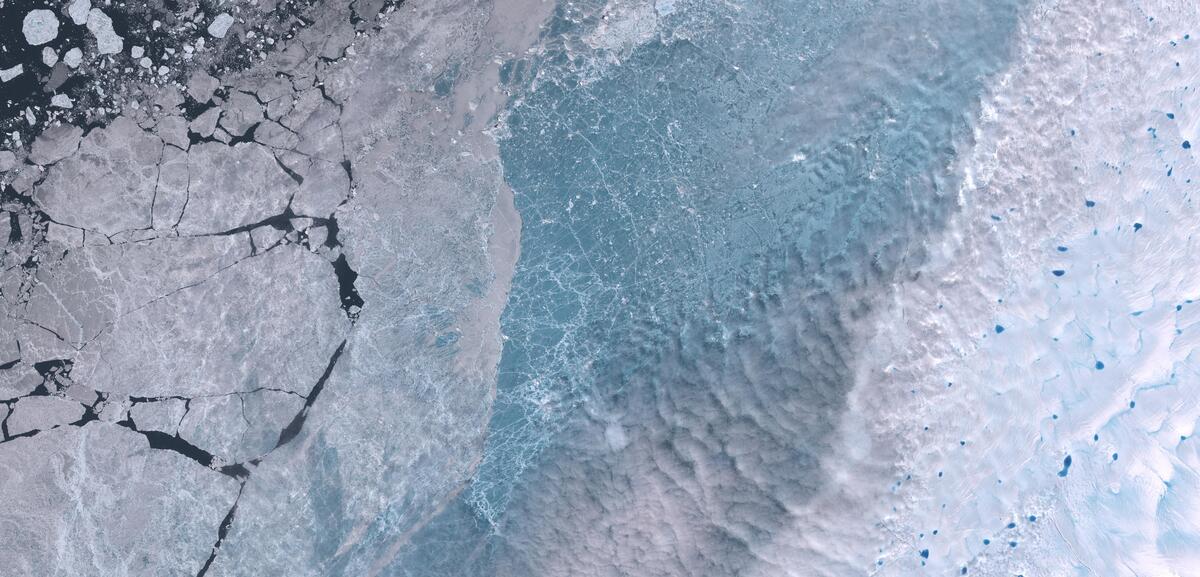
[421,0,1200,576]
[2,0,1199,575]
[400,0,1028,574]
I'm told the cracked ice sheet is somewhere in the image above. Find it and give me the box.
[177,142,300,235]
[0,426,240,576]
[0,0,521,574]
[20,238,349,397]
[178,390,305,463]
[36,117,162,235]
[201,2,521,575]
[27,89,318,239]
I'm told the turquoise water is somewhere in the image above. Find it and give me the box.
[386,0,1024,574]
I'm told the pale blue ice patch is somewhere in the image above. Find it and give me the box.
[381,0,1027,574]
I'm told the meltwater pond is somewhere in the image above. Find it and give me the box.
[384,0,1025,574]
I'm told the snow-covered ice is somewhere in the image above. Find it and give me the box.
[22,10,58,46]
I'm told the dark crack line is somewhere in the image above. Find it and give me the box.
[178,398,192,433]
[189,339,347,575]
[197,207,300,238]
[148,142,167,230]
[0,387,102,444]
[116,415,250,479]
[0,340,342,456]
[20,319,72,348]
[6,211,20,244]
[32,358,74,395]
[331,254,364,320]
[275,339,346,448]
[273,153,306,185]
[69,391,106,427]
[196,480,246,577]
[172,205,362,321]
[75,241,292,350]
[129,385,308,405]
[1,403,13,440]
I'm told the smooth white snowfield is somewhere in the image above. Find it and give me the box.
[752,1,1200,576]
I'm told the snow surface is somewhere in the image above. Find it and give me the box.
[759,2,1200,576]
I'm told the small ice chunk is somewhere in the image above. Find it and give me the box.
[157,65,170,76]
[187,71,219,103]
[23,10,59,46]
[139,57,152,69]
[63,48,83,68]
[68,0,91,25]
[131,45,144,59]
[87,8,124,55]
[0,65,24,83]
[42,47,58,67]
[50,94,74,109]
[0,151,16,172]
[208,13,234,38]
[189,107,221,137]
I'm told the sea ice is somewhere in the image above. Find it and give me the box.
[67,0,90,25]
[62,47,83,68]
[86,8,124,55]
[22,10,59,46]
[208,13,234,38]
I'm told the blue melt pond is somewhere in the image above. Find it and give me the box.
[995,324,1005,333]
[1052,270,1065,277]
[1058,455,1073,477]
[1096,360,1105,370]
